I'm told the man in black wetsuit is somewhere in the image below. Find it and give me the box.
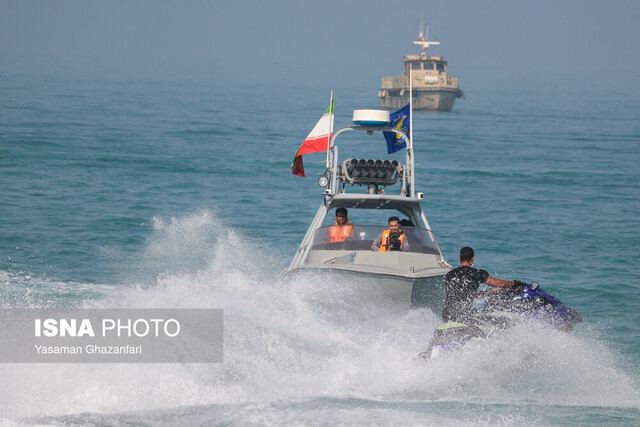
[442,247,515,323]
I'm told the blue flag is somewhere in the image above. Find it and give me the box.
[383,103,410,154]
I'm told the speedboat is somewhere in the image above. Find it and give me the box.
[285,109,451,310]
[420,282,583,358]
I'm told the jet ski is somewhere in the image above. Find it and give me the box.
[420,282,582,359]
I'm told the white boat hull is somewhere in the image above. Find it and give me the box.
[286,266,446,313]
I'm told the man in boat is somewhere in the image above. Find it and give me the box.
[327,207,354,242]
[371,216,409,252]
[442,246,516,323]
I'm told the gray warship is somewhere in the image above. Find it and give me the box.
[378,28,465,111]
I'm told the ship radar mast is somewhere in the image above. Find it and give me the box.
[413,22,439,59]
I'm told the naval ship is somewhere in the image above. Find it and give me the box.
[286,108,450,310]
[378,29,465,111]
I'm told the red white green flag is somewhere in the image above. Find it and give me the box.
[291,99,335,177]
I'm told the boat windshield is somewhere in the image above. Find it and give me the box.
[311,225,440,255]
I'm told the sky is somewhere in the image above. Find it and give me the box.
[1,0,639,92]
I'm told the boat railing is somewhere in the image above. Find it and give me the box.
[381,75,406,89]
[310,225,440,255]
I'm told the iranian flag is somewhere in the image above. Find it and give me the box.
[291,99,335,177]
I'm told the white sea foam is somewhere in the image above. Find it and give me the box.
[1,212,638,422]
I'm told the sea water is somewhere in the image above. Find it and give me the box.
[1,74,639,425]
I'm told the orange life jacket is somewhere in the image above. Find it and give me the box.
[329,221,353,242]
[378,229,405,251]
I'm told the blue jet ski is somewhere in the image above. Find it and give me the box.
[421,282,582,359]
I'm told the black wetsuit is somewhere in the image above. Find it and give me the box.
[442,266,490,322]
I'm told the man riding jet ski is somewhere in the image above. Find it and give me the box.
[421,247,582,359]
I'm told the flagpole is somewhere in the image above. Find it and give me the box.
[325,90,334,170]
[409,68,414,197]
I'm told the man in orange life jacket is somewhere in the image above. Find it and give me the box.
[328,207,354,242]
[371,216,409,251]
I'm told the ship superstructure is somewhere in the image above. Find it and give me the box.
[379,28,464,111]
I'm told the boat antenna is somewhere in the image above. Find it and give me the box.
[414,22,439,59]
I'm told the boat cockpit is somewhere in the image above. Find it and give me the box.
[312,223,440,255]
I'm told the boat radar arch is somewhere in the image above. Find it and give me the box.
[322,112,416,199]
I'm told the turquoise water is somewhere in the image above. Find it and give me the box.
[1,74,639,424]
